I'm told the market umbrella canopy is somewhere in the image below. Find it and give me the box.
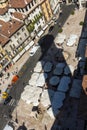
[66,34,77,46]
[49,76,60,86]
[56,63,66,68]
[53,63,66,75]
[29,72,39,86]
[53,67,63,75]
[36,73,48,87]
[64,66,71,75]
[41,89,55,107]
[21,86,42,105]
[44,61,53,72]
[52,91,65,116]
[69,79,82,98]
[57,76,71,92]
[54,34,66,45]
[64,64,74,75]
[34,61,44,73]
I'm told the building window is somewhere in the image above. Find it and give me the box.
[26,6,28,11]
[20,37,22,41]
[14,34,16,38]
[29,3,31,9]
[13,44,16,48]
[17,40,20,44]
[22,27,25,31]
[24,33,27,37]
[17,32,20,36]
[10,45,14,50]
[32,1,34,6]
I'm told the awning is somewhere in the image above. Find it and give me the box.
[19,49,25,56]
[37,30,44,37]
[13,54,20,63]
[43,25,48,31]
[25,44,30,51]
[25,41,35,51]
[48,20,54,25]
[53,4,60,14]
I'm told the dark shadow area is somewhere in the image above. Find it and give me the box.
[17,122,27,130]
[38,34,54,58]
[0,3,84,130]
[76,9,87,129]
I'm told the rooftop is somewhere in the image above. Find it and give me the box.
[0,34,9,47]
[12,12,27,20]
[0,6,8,15]
[0,18,24,37]
[9,0,32,8]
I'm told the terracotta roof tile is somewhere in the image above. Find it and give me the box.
[9,0,32,8]
[0,6,8,15]
[12,12,27,20]
[0,34,9,47]
[0,19,24,37]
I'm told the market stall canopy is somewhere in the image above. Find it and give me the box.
[79,61,85,68]
[54,34,66,45]
[64,66,71,75]
[66,34,78,47]
[43,61,53,72]
[64,64,74,75]
[49,76,60,86]
[34,61,45,73]
[57,76,71,92]
[53,63,66,75]
[36,73,48,87]
[56,63,66,68]
[11,75,19,84]
[28,72,39,86]
[69,79,82,98]
[52,91,65,116]
[53,67,63,75]
[41,89,55,107]
[21,86,42,105]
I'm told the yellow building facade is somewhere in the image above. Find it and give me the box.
[41,0,53,22]
[0,45,11,73]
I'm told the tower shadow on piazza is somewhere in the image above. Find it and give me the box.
[6,4,87,130]
[37,33,76,130]
[19,5,85,130]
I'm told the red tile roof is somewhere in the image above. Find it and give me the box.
[0,19,24,37]
[9,0,32,8]
[0,6,8,15]
[0,34,9,47]
[12,12,27,20]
